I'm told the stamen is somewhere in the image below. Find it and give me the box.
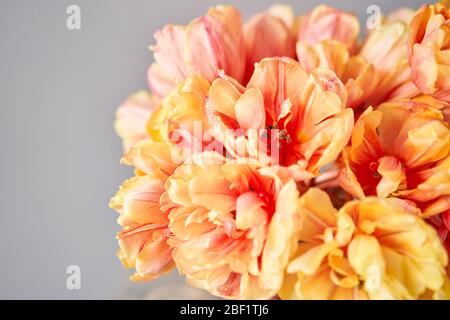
[278,129,291,144]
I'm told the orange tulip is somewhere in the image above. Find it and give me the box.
[297,5,359,52]
[148,6,245,98]
[164,157,301,299]
[146,73,218,165]
[296,40,378,111]
[110,139,178,281]
[359,21,421,106]
[244,5,296,82]
[338,102,450,217]
[112,175,173,281]
[408,1,450,102]
[281,188,449,299]
[205,57,353,180]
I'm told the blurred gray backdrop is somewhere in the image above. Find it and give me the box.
[0,0,428,299]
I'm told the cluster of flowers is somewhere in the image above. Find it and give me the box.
[111,2,450,299]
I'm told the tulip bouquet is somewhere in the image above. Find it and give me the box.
[110,2,450,300]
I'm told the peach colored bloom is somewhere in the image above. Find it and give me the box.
[244,5,296,83]
[164,157,301,299]
[296,40,378,110]
[148,6,245,98]
[146,73,215,163]
[281,188,450,300]
[112,74,217,281]
[121,139,178,179]
[338,102,450,217]
[297,5,360,52]
[114,91,157,151]
[205,57,353,180]
[359,21,421,106]
[408,1,450,102]
[112,175,173,281]
[110,139,177,281]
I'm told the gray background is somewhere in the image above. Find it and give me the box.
[0,0,428,299]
